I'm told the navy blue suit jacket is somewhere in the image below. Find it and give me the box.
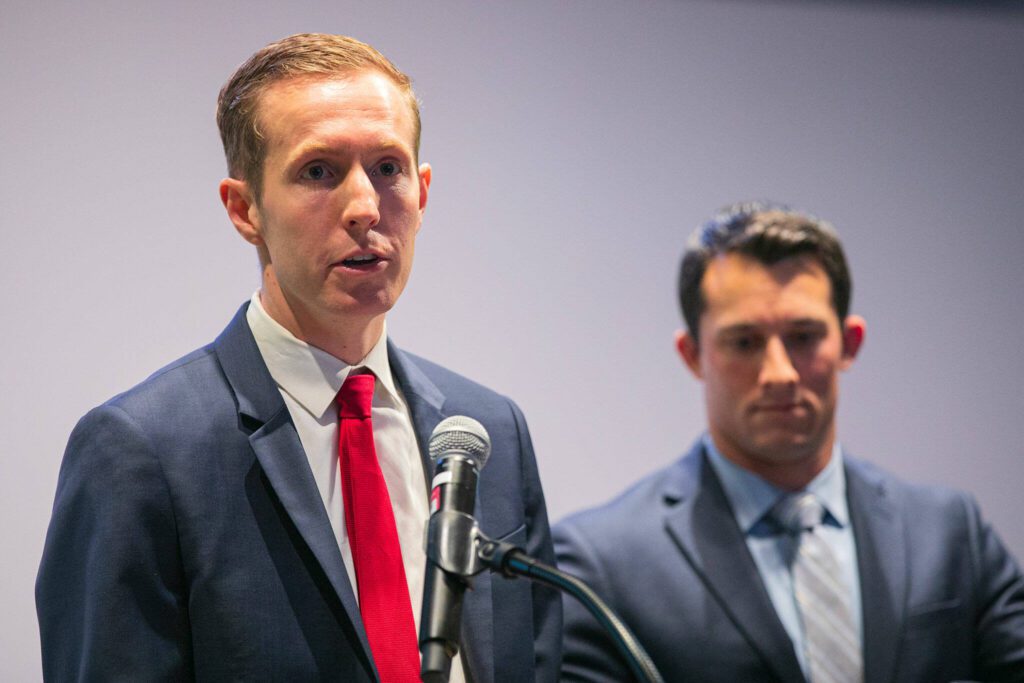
[554,442,1024,682]
[37,305,561,682]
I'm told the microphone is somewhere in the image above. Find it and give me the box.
[419,416,491,683]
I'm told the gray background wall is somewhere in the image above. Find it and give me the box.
[3,0,1022,678]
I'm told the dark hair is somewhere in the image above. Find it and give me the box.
[678,201,852,342]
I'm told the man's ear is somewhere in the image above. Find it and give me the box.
[675,329,703,380]
[219,178,264,248]
[840,314,866,369]
[417,162,431,214]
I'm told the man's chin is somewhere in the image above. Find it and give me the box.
[749,433,819,463]
[327,290,399,319]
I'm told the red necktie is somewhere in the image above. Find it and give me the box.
[337,373,420,681]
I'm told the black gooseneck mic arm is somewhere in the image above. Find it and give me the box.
[420,415,663,683]
[423,521,665,683]
[476,536,665,683]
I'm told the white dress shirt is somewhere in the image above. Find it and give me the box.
[247,293,465,682]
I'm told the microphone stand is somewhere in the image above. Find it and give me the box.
[422,512,665,683]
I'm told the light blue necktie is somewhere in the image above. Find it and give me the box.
[773,492,862,683]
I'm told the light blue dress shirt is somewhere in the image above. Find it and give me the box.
[703,435,863,679]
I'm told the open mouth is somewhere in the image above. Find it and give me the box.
[340,254,381,269]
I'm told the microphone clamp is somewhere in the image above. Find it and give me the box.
[422,510,529,580]
[423,510,488,579]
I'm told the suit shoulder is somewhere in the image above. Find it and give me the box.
[80,342,231,442]
[401,350,519,410]
[104,344,216,403]
[846,454,977,513]
[555,452,696,540]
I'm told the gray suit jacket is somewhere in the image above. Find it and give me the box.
[554,441,1024,682]
[37,304,561,682]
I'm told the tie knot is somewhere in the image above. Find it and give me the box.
[771,492,824,535]
[337,373,375,419]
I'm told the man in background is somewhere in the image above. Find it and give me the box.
[554,202,1024,681]
[37,33,560,682]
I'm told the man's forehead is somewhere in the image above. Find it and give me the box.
[701,253,834,319]
[256,71,416,148]
[258,71,389,116]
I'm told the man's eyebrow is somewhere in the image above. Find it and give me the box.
[786,318,828,328]
[292,143,336,157]
[715,318,827,336]
[292,136,411,159]
[716,323,761,336]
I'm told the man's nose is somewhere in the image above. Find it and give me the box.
[339,167,380,232]
[759,336,799,387]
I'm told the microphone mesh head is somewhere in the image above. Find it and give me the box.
[428,416,491,470]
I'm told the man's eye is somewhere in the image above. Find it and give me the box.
[377,161,400,177]
[301,164,330,181]
[787,331,821,348]
[729,336,759,352]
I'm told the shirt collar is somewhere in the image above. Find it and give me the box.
[245,291,402,420]
[703,433,850,535]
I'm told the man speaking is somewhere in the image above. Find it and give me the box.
[37,33,560,682]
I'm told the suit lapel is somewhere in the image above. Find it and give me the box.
[846,457,906,683]
[663,447,805,683]
[388,343,496,683]
[213,305,375,676]
[387,341,445,487]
